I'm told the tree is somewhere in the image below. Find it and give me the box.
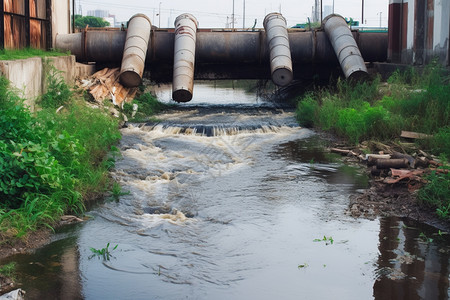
[74,15,110,28]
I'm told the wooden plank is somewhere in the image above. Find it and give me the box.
[400,130,432,139]
[0,0,4,49]
[25,0,30,47]
[45,0,51,49]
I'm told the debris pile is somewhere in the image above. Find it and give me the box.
[331,143,444,192]
[77,68,137,107]
[330,131,448,221]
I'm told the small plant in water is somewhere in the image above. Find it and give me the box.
[298,263,309,269]
[90,243,118,261]
[0,262,16,279]
[314,235,334,245]
[419,232,433,243]
[110,182,130,202]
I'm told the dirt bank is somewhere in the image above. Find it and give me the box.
[348,179,450,232]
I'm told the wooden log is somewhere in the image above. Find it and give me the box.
[414,157,430,168]
[376,158,409,169]
[371,166,382,176]
[367,155,392,166]
[391,152,415,168]
[365,154,391,160]
[401,131,432,139]
[330,148,351,155]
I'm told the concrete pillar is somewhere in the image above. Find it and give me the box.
[388,0,403,62]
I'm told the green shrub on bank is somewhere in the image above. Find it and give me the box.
[0,75,120,237]
[296,65,449,152]
[418,171,450,219]
[40,64,73,109]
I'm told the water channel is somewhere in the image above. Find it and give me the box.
[2,81,450,299]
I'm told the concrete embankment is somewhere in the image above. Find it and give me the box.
[0,55,94,110]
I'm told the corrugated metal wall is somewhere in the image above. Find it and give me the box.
[1,0,52,50]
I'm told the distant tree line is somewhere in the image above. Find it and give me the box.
[74,15,110,28]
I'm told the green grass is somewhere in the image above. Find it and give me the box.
[418,170,450,219]
[0,48,69,60]
[0,262,16,279]
[296,65,449,154]
[0,70,121,238]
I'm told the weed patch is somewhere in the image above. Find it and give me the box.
[0,73,120,238]
[0,262,16,279]
[418,170,450,219]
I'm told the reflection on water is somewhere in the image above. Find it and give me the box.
[153,80,274,106]
[1,82,449,299]
[374,217,450,300]
[1,225,83,300]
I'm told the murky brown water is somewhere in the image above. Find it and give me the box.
[1,82,449,299]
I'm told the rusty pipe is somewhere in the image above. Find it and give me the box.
[56,30,386,65]
[172,14,198,102]
[263,13,293,87]
[323,14,368,80]
[119,14,152,87]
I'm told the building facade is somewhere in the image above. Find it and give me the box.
[388,0,450,66]
[1,0,70,50]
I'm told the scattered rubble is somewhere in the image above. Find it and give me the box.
[76,68,137,107]
[0,289,25,300]
[330,133,449,230]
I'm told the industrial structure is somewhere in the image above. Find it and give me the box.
[0,1,449,91]
[388,0,449,66]
[0,0,70,50]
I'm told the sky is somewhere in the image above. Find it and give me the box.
[77,0,389,28]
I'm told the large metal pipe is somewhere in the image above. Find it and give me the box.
[119,14,152,87]
[263,13,293,87]
[323,14,368,80]
[172,14,198,102]
[56,30,386,65]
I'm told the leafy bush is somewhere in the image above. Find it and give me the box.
[0,74,120,237]
[40,63,73,109]
[295,64,449,150]
[418,171,450,219]
[296,93,318,127]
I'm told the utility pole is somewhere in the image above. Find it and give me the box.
[378,11,382,27]
[72,0,75,33]
[320,0,323,22]
[332,0,335,14]
[243,0,245,29]
[361,0,364,24]
[232,0,235,29]
[158,2,161,28]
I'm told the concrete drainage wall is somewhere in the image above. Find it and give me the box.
[0,55,95,110]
